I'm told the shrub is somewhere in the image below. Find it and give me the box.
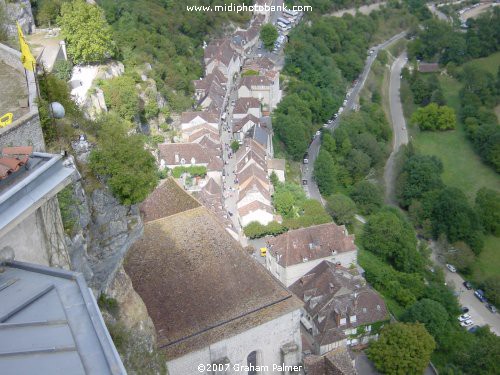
[171,166,207,178]
[53,60,73,81]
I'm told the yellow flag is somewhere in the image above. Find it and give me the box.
[16,22,36,71]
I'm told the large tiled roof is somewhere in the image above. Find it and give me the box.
[204,38,239,67]
[240,75,272,89]
[187,126,220,143]
[233,97,261,114]
[159,142,222,170]
[237,162,268,187]
[124,206,301,359]
[244,57,275,73]
[233,114,260,132]
[238,200,273,217]
[140,178,201,223]
[266,223,356,267]
[290,261,388,347]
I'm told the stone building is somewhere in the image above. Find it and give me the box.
[266,223,357,287]
[126,183,303,375]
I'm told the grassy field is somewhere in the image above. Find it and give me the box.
[411,75,500,199]
[404,61,500,285]
[461,51,500,75]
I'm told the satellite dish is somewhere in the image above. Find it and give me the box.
[50,102,65,119]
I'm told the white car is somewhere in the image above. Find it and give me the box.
[315,130,321,136]
[446,264,457,273]
[458,313,471,322]
[460,319,474,327]
[343,99,348,106]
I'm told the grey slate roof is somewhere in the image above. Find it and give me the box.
[0,261,126,375]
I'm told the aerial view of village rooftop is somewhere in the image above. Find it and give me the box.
[0,0,499,374]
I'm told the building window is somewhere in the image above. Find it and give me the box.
[247,351,259,375]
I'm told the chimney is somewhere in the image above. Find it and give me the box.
[175,153,179,163]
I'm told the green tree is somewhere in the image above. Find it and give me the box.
[362,209,423,273]
[36,0,64,27]
[230,140,240,153]
[396,154,443,208]
[482,276,500,307]
[273,190,295,218]
[475,187,500,236]
[445,241,476,272]
[430,187,483,254]
[368,323,436,375]
[326,194,356,225]
[102,76,139,121]
[260,24,278,50]
[349,181,383,215]
[402,299,449,340]
[411,103,456,131]
[89,114,158,205]
[58,0,114,64]
[314,150,336,196]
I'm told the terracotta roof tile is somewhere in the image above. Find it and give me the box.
[180,111,218,125]
[266,223,356,267]
[159,143,221,171]
[238,200,273,217]
[233,97,261,114]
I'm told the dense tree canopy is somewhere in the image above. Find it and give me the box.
[368,323,436,375]
[89,114,158,205]
[475,187,500,236]
[396,154,443,208]
[260,24,278,50]
[102,75,140,121]
[430,187,484,253]
[314,150,336,196]
[350,180,383,215]
[59,0,114,63]
[363,209,423,273]
[411,103,456,131]
[402,299,449,340]
[326,194,357,225]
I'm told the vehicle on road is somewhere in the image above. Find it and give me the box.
[315,130,321,137]
[343,99,347,106]
[333,113,338,119]
[260,247,267,257]
[446,264,457,272]
[323,123,328,128]
[303,152,309,164]
[458,313,471,322]
[463,281,473,290]
[475,289,487,302]
[302,179,308,185]
[327,119,333,124]
[460,319,474,327]
[338,107,344,114]
[486,304,497,313]
[461,306,469,313]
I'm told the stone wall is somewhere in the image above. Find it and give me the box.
[167,309,302,375]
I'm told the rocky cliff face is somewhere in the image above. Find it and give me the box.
[65,180,143,292]
[1,0,34,35]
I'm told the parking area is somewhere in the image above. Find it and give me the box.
[431,243,500,335]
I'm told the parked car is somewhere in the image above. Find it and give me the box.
[475,289,487,302]
[315,130,321,137]
[460,319,474,327]
[461,306,470,313]
[468,325,480,333]
[446,264,457,272]
[486,304,497,313]
[463,281,473,290]
[458,313,471,322]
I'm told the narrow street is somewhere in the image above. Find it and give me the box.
[383,52,408,204]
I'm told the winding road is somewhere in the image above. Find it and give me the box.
[383,52,409,204]
[302,31,407,204]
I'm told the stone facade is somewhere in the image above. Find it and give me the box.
[167,309,302,375]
